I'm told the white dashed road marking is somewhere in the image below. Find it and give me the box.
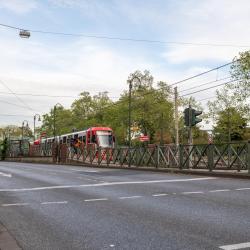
[84,198,108,202]
[0,171,12,178]
[219,242,250,250]
[182,191,204,194]
[119,196,142,199]
[235,188,250,191]
[2,203,29,207]
[72,169,99,173]
[41,201,68,205]
[152,193,168,197]
[209,189,230,193]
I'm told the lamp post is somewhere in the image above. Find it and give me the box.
[53,103,63,140]
[22,120,29,140]
[33,114,41,140]
[127,76,141,167]
[21,120,29,156]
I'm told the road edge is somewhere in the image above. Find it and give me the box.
[0,222,21,250]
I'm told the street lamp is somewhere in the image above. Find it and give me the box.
[127,76,141,167]
[33,114,41,140]
[53,103,63,140]
[19,30,30,38]
[21,120,29,140]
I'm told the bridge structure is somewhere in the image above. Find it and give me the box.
[4,140,250,173]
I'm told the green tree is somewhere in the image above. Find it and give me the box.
[213,107,248,142]
[230,50,250,101]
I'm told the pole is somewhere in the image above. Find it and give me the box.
[53,106,56,140]
[128,81,132,167]
[174,87,179,146]
[33,116,36,140]
[188,103,193,168]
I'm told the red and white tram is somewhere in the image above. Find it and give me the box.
[36,127,115,148]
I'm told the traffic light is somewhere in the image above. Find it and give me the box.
[184,108,190,126]
[191,109,202,126]
[183,108,202,127]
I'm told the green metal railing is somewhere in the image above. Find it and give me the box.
[6,140,250,173]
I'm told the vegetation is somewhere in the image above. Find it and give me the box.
[3,51,250,145]
[208,50,250,142]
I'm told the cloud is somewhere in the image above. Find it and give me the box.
[0,0,37,14]
[162,0,250,64]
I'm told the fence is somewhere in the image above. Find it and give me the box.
[6,141,250,173]
[65,142,250,172]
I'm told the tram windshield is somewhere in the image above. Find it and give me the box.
[96,131,113,147]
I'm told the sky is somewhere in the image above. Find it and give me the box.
[0,0,249,130]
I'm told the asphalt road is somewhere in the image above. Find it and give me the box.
[0,162,249,250]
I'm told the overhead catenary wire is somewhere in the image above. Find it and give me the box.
[0,79,35,111]
[0,23,250,48]
[180,78,239,97]
[179,76,231,93]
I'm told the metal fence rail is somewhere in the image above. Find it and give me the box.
[64,142,250,172]
[6,140,250,173]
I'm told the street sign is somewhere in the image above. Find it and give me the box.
[139,135,149,142]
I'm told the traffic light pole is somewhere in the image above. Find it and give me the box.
[188,104,193,168]
[174,87,179,146]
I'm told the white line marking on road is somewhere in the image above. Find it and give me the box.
[72,169,99,173]
[41,201,68,205]
[2,203,29,207]
[172,193,177,195]
[110,244,115,248]
[209,189,230,193]
[152,193,168,197]
[219,242,250,250]
[0,177,216,192]
[84,198,108,202]
[235,188,250,191]
[182,191,204,194]
[119,196,142,199]
[0,171,12,178]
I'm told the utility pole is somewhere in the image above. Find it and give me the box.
[174,87,179,146]
[188,103,193,145]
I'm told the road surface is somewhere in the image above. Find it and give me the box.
[0,162,249,250]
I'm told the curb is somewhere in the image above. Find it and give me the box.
[0,222,21,250]
[3,159,250,179]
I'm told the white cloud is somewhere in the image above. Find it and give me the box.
[0,0,37,14]
[162,0,250,64]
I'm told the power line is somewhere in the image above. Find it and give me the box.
[0,91,120,99]
[1,23,250,48]
[179,76,231,93]
[0,114,33,117]
[169,61,234,87]
[0,79,34,111]
[180,78,239,97]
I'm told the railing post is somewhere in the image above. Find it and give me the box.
[247,141,250,174]
[179,144,183,170]
[106,148,110,166]
[207,144,214,172]
[98,147,101,166]
[155,145,159,168]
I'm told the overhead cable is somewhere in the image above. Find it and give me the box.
[0,23,249,48]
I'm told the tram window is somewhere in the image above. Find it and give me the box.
[79,136,83,142]
[74,134,78,139]
[83,136,86,143]
[92,135,96,143]
[63,137,66,143]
